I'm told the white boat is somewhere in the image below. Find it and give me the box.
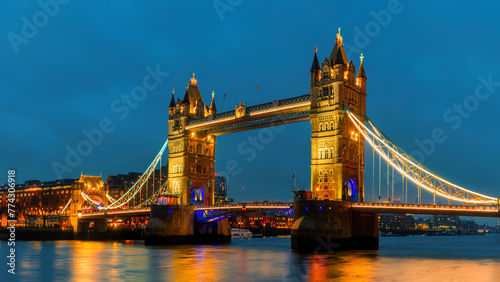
[231,228,252,239]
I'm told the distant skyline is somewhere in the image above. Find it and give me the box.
[1,1,499,224]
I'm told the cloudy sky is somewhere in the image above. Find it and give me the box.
[1,1,499,222]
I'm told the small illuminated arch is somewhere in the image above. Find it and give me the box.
[343,178,358,202]
[190,187,205,205]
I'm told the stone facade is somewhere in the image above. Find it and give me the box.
[168,75,217,205]
[309,29,367,201]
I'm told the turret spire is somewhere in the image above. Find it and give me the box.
[357,53,366,78]
[210,90,217,114]
[310,44,320,72]
[169,88,176,108]
[182,84,190,104]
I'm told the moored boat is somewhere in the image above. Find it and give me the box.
[231,228,252,239]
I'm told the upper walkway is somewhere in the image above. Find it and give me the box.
[185,94,311,135]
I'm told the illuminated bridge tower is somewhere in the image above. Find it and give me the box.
[167,74,216,205]
[310,28,367,202]
[68,174,108,234]
[292,29,376,251]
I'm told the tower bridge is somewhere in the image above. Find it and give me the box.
[56,28,499,250]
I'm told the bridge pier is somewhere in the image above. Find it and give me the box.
[145,205,231,245]
[291,200,378,252]
[68,215,91,234]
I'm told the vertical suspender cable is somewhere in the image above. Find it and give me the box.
[418,184,420,204]
[372,148,375,202]
[405,177,408,204]
[159,156,162,202]
[378,154,381,203]
[433,178,436,205]
[402,174,404,204]
[391,166,394,203]
[386,159,389,202]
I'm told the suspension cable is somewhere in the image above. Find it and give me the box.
[386,159,389,202]
[391,166,394,203]
[344,105,498,205]
[378,153,381,203]
[372,147,375,202]
[104,140,168,209]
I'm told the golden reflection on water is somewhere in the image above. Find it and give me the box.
[163,246,233,281]
[11,235,500,281]
[299,253,500,282]
[18,241,42,276]
[374,257,498,282]
[310,252,377,281]
[70,241,106,280]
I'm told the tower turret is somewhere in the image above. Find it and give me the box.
[356,53,367,93]
[182,84,190,115]
[169,88,176,117]
[310,45,321,87]
[209,91,217,115]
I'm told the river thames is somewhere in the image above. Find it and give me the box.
[2,234,500,281]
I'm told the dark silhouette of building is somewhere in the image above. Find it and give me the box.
[214,174,228,204]
[106,165,168,206]
[379,214,416,232]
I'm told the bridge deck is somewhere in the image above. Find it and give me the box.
[79,202,500,220]
[80,208,150,219]
[353,202,500,217]
[79,203,293,220]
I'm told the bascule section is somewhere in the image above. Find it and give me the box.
[309,28,367,202]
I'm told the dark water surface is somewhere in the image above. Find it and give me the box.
[1,234,500,281]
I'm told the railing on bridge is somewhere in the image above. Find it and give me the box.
[185,94,311,132]
[352,202,499,217]
[195,203,293,223]
[194,203,293,210]
[80,207,151,218]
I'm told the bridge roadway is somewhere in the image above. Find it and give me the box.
[79,203,293,220]
[352,202,500,217]
[79,202,499,220]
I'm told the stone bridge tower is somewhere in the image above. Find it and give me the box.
[167,74,217,205]
[309,28,367,202]
[68,174,107,232]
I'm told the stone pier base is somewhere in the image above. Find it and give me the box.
[145,205,231,245]
[291,200,378,252]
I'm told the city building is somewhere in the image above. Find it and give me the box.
[0,174,104,227]
[231,203,294,229]
[106,165,168,207]
[107,172,142,201]
[214,174,228,204]
[427,215,460,229]
[379,214,416,232]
